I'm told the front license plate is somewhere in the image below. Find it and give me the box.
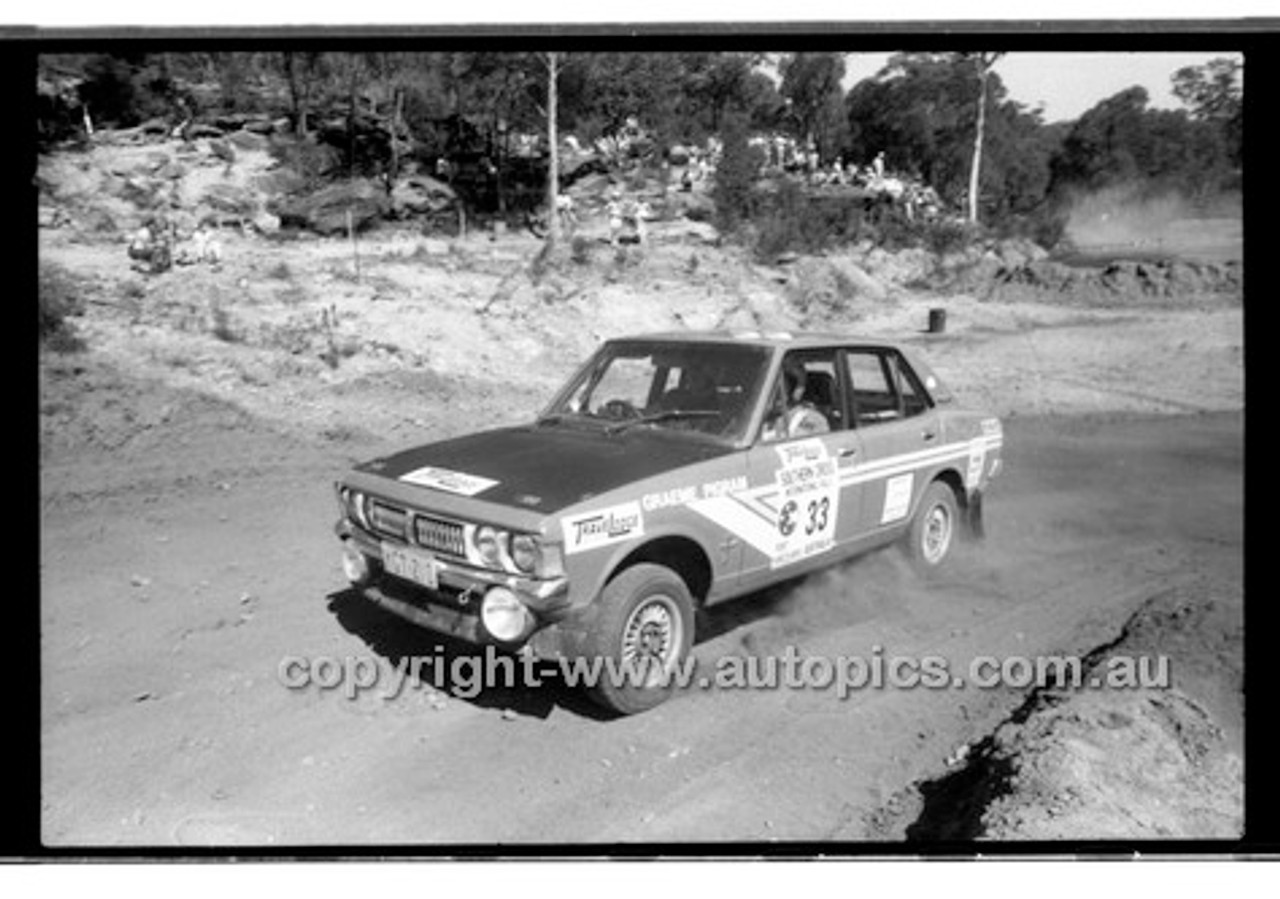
[381,542,439,590]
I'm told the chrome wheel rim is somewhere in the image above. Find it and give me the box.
[620,595,683,687]
[922,502,953,564]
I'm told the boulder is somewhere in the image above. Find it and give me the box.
[202,182,259,218]
[275,179,391,235]
[828,256,888,302]
[154,161,189,181]
[251,211,281,235]
[390,175,457,215]
[228,130,269,152]
[187,123,223,140]
[208,139,236,164]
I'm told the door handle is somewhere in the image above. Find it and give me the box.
[922,429,937,442]
[838,446,858,458]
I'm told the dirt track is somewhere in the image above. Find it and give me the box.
[40,376,1242,843]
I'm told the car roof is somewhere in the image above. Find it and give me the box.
[607,330,902,352]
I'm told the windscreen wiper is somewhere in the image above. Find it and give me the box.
[605,409,720,436]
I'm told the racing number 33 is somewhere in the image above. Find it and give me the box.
[779,496,830,537]
[771,440,839,568]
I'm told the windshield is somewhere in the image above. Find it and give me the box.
[542,340,770,444]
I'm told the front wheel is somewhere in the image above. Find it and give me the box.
[580,564,695,715]
[903,481,959,571]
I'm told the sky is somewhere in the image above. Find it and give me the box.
[841,52,1244,122]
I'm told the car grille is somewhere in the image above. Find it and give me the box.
[368,500,467,559]
[369,501,408,540]
[414,514,467,558]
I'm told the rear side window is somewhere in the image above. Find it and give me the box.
[846,349,931,426]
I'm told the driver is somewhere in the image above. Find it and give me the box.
[763,358,829,441]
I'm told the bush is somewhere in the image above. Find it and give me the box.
[39,262,86,351]
[920,219,975,256]
[752,180,880,260]
[570,235,594,265]
[710,113,763,235]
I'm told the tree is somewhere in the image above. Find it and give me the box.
[966,52,1005,224]
[1047,84,1235,203]
[710,111,763,233]
[282,51,322,135]
[1172,56,1242,167]
[779,53,848,162]
[545,52,562,249]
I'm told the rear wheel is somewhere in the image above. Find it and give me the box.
[580,564,695,715]
[904,481,959,571]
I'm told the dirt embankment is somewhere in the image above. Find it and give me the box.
[38,132,1245,845]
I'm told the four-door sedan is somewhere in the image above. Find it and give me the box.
[334,331,1003,713]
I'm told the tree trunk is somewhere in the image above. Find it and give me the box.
[546,52,561,249]
[968,53,1001,226]
[390,85,404,186]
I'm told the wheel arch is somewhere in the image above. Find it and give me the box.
[924,466,981,538]
[607,534,714,606]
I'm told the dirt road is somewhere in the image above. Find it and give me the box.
[40,395,1242,845]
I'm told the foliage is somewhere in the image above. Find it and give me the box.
[845,52,1055,219]
[709,113,763,234]
[779,53,848,161]
[1046,85,1235,203]
[39,262,86,351]
[1171,56,1242,167]
[35,50,1241,248]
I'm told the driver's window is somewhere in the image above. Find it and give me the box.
[758,351,843,443]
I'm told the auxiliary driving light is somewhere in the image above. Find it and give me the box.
[480,587,532,642]
[341,541,373,586]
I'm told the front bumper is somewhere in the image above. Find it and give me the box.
[336,518,573,655]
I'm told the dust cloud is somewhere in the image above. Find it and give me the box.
[1063,184,1242,262]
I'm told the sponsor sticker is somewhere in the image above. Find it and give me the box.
[881,472,915,524]
[770,439,839,568]
[642,475,749,512]
[399,466,499,496]
[562,501,645,554]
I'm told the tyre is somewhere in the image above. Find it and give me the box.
[580,563,695,715]
[903,480,959,571]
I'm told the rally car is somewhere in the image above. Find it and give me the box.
[334,331,1003,713]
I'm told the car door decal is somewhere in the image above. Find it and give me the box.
[881,473,915,523]
[686,434,1002,567]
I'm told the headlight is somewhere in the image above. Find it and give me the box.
[350,490,370,530]
[480,587,532,642]
[474,525,504,567]
[510,534,539,573]
[337,485,369,530]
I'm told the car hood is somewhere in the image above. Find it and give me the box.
[354,423,734,514]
